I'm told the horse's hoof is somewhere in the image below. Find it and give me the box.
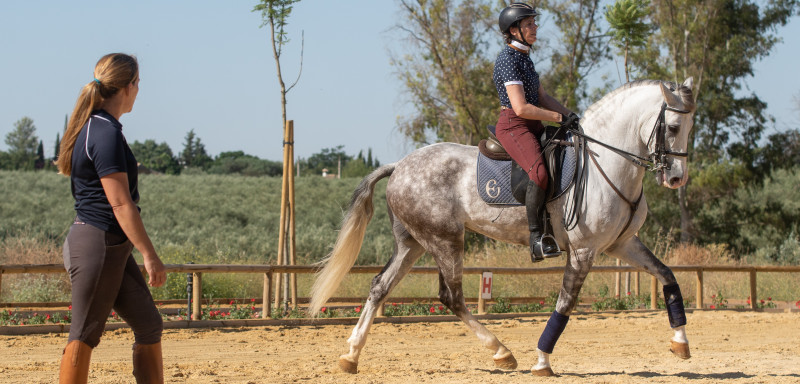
[531,367,556,376]
[493,353,518,370]
[338,357,358,374]
[670,340,691,360]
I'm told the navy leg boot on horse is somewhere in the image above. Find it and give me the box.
[526,181,561,262]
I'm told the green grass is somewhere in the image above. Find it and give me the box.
[0,171,392,266]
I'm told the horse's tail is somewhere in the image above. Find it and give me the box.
[308,163,396,316]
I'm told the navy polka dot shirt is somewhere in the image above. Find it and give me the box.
[493,45,540,108]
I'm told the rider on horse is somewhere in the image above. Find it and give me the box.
[493,3,580,262]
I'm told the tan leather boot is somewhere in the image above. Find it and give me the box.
[59,340,92,384]
[132,342,164,384]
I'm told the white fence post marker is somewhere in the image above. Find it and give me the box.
[481,272,493,300]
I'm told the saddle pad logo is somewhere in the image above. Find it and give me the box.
[485,179,501,199]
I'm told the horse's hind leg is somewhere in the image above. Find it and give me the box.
[339,219,425,373]
[430,237,517,370]
[606,236,690,359]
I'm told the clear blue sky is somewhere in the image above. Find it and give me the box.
[1,1,797,164]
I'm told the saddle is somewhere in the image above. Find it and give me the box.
[477,125,577,206]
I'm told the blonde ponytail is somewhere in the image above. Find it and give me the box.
[56,53,138,175]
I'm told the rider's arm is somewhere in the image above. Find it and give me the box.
[507,84,562,122]
[538,85,573,118]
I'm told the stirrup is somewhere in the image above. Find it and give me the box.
[533,234,562,259]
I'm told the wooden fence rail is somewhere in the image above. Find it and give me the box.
[2,264,799,318]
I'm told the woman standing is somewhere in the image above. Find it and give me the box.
[56,53,165,383]
[493,3,579,262]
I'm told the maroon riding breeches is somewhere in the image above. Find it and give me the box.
[494,108,548,190]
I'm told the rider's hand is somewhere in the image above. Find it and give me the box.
[143,254,167,287]
[560,112,580,130]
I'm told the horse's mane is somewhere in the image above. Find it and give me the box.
[585,80,696,116]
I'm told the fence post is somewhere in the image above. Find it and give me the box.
[477,274,485,315]
[0,271,3,302]
[749,269,757,310]
[191,272,202,321]
[186,270,193,318]
[650,276,658,310]
[695,270,703,309]
[262,272,272,319]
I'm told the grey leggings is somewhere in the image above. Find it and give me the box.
[63,222,162,348]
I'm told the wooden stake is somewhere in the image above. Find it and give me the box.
[287,121,297,309]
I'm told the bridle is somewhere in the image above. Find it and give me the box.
[646,102,693,172]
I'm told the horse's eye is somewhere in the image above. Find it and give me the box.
[668,124,680,133]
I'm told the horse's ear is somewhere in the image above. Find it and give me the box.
[682,77,694,90]
[660,82,683,108]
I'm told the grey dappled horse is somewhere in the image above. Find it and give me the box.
[309,78,697,376]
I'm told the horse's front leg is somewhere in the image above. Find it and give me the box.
[533,248,596,376]
[606,236,690,359]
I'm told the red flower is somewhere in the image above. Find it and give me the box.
[46,314,52,320]
[68,305,72,310]
[710,305,716,309]
[438,305,444,311]
[251,298,256,302]
[321,307,327,313]
[767,297,772,301]
[539,301,545,305]
[626,292,631,296]
[392,302,398,307]
[760,299,765,304]
[230,300,235,305]
[429,307,435,313]
[251,306,256,311]
[355,306,362,313]
[63,315,69,321]
[711,294,716,299]
[796,300,800,309]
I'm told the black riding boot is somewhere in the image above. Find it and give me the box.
[526,180,561,262]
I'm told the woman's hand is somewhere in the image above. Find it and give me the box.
[560,112,580,129]
[143,254,167,287]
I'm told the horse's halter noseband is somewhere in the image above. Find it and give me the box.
[646,102,693,172]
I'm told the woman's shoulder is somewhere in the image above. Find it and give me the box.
[86,114,124,144]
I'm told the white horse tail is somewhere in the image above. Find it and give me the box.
[308,163,396,316]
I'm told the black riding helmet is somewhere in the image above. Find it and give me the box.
[499,3,539,46]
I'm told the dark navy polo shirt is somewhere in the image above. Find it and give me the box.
[71,109,139,236]
[493,44,540,108]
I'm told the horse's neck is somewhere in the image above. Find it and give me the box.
[581,87,660,193]
[584,87,658,150]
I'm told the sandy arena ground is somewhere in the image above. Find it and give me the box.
[1,310,798,383]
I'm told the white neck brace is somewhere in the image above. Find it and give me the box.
[510,40,530,52]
